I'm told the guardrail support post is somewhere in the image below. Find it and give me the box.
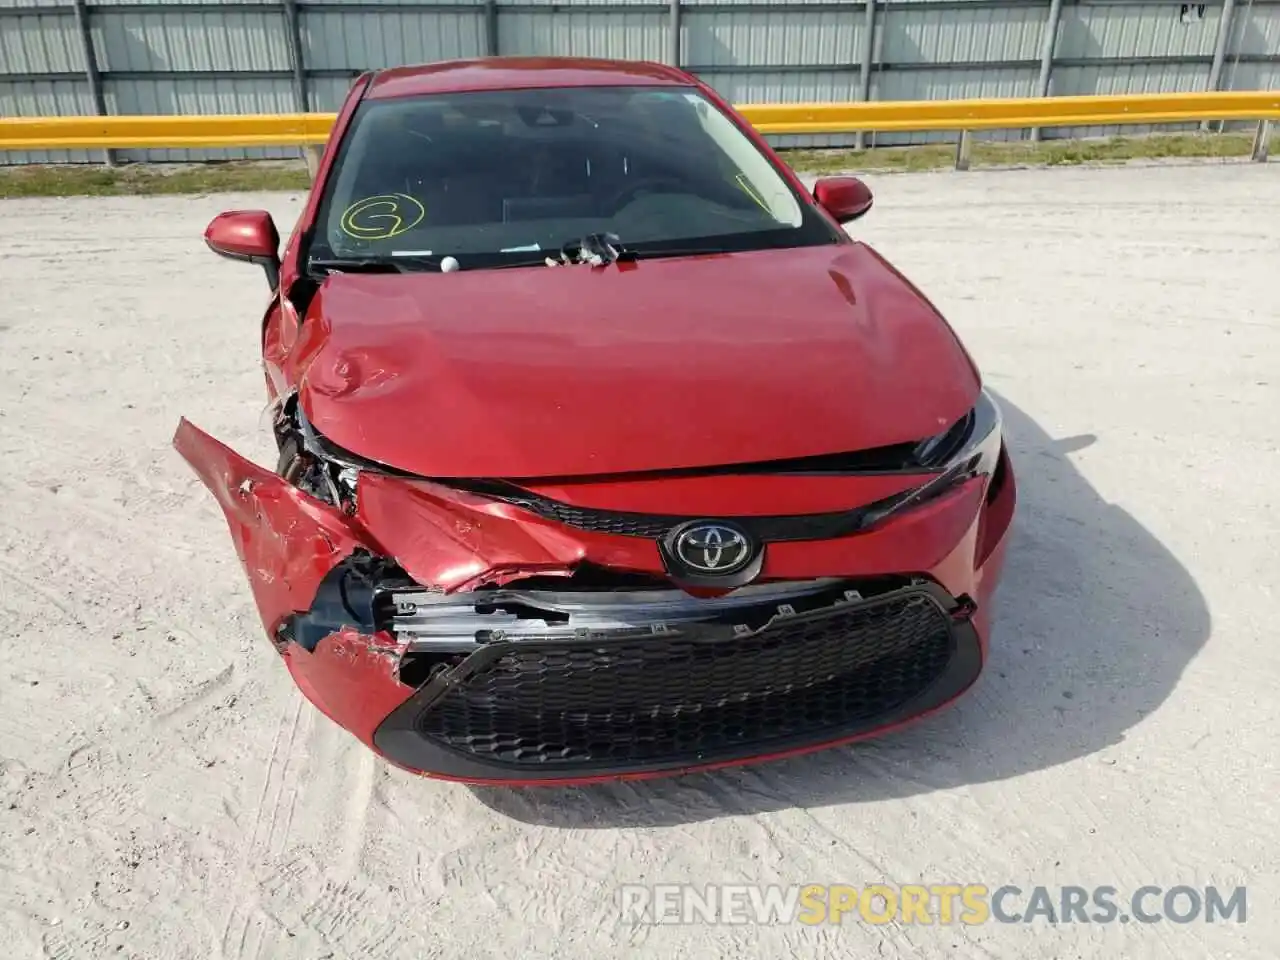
[668,0,681,67]
[283,0,308,111]
[1203,0,1237,133]
[1030,0,1064,143]
[304,145,324,178]
[71,0,113,166]
[282,0,317,174]
[485,0,499,56]
[855,0,877,150]
[1251,119,1272,162]
[955,130,972,171]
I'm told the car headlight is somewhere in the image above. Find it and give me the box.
[914,388,1003,478]
[860,389,1004,528]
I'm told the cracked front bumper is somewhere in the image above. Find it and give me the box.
[175,418,1015,785]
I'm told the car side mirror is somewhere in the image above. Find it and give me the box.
[204,210,281,290]
[813,176,874,224]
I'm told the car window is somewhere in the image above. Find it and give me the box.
[308,84,840,268]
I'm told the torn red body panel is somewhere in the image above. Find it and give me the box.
[174,420,423,749]
[354,473,590,592]
[281,628,412,747]
[173,418,366,635]
[179,56,1018,786]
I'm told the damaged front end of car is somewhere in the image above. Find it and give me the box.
[172,404,603,758]
[175,386,1012,784]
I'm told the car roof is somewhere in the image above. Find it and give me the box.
[365,56,694,100]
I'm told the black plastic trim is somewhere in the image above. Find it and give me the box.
[477,467,970,542]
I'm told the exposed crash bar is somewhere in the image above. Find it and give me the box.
[391,578,878,649]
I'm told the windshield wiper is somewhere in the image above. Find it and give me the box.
[307,256,442,276]
[551,235,746,265]
[626,246,737,261]
[310,237,740,276]
[542,233,636,267]
[308,257,406,275]
[486,242,739,272]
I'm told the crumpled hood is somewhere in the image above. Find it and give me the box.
[290,243,981,479]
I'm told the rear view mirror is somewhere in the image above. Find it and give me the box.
[204,210,281,290]
[813,176,874,224]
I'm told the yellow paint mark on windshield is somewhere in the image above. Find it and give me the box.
[339,193,426,240]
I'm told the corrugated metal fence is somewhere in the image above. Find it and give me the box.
[2,0,1278,164]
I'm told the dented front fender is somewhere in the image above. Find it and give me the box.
[172,419,649,616]
[174,418,421,748]
[172,418,643,750]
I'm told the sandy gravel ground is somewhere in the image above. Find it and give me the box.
[1,161,1278,959]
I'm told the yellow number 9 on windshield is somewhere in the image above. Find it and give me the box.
[339,193,426,240]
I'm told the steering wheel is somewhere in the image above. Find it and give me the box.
[606,176,691,211]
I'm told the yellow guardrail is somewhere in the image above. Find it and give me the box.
[740,90,1280,135]
[0,113,335,150]
[0,90,1275,156]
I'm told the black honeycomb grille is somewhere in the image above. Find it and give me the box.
[415,592,955,767]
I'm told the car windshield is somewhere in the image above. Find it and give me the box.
[307,84,841,269]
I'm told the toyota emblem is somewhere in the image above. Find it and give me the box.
[672,522,754,575]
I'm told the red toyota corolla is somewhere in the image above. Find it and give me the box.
[176,57,1016,785]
